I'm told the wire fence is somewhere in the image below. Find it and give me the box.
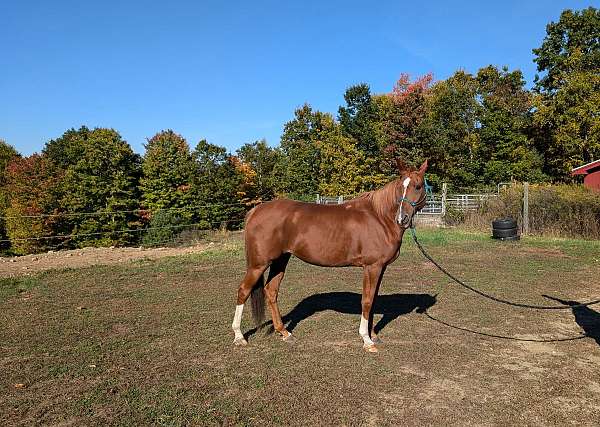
[0,201,254,253]
[0,201,253,221]
[0,218,245,244]
[40,223,245,252]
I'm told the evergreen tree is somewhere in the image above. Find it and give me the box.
[277,104,332,199]
[140,130,195,215]
[58,128,142,247]
[338,84,379,157]
[191,140,245,229]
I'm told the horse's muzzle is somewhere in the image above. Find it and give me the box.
[399,212,413,228]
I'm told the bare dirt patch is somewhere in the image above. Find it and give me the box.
[0,244,216,277]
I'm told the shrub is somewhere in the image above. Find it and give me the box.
[443,205,466,226]
[140,130,195,213]
[463,184,600,239]
[528,185,600,238]
[142,210,190,247]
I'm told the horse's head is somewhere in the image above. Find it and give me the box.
[396,159,428,228]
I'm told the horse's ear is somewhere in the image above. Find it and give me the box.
[396,158,410,175]
[418,159,428,175]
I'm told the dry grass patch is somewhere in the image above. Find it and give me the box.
[1,229,599,425]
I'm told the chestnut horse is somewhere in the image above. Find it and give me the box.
[231,159,428,352]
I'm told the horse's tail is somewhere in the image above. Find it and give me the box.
[250,274,266,326]
[245,204,266,326]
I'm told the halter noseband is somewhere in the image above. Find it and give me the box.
[397,196,418,207]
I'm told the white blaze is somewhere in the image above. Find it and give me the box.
[398,177,411,224]
[232,304,244,340]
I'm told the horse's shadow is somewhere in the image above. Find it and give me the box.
[544,295,600,347]
[246,292,437,339]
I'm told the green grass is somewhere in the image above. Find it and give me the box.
[1,229,600,426]
[0,276,44,301]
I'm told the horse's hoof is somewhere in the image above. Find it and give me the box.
[363,343,379,353]
[282,333,296,343]
[372,335,383,345]
[233,337,248,346]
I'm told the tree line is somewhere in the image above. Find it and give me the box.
[1,7,598,254]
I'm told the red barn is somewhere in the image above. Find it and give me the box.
[571,160,600,192]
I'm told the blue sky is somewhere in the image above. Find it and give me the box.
[1,1,596,156]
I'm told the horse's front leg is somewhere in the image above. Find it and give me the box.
[369,265,386,345]
[359,264,384,353]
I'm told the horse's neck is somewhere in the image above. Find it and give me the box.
[371,185,400,222]
[349,192,401,232]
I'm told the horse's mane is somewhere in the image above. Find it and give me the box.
[346,179,402,219]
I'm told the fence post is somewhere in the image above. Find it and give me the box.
[523,182,529,235]
[316,194,320,204]
[441,183,447,216]
[338,195,343,204]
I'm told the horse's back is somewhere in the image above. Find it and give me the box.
[245,199,363,233]
[244,199,315,241]
[244,199,388,267]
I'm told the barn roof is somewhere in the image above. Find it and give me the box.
[571,159,600,175]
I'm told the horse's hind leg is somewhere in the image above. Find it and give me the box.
[232,265,266,345]
[264,253,293,341]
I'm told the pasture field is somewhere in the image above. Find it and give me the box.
[1,229,600,426]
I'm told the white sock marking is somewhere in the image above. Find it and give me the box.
[359,315,374,346]
[232,304,244,339]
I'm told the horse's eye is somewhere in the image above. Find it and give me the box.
[415,185,422,190]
